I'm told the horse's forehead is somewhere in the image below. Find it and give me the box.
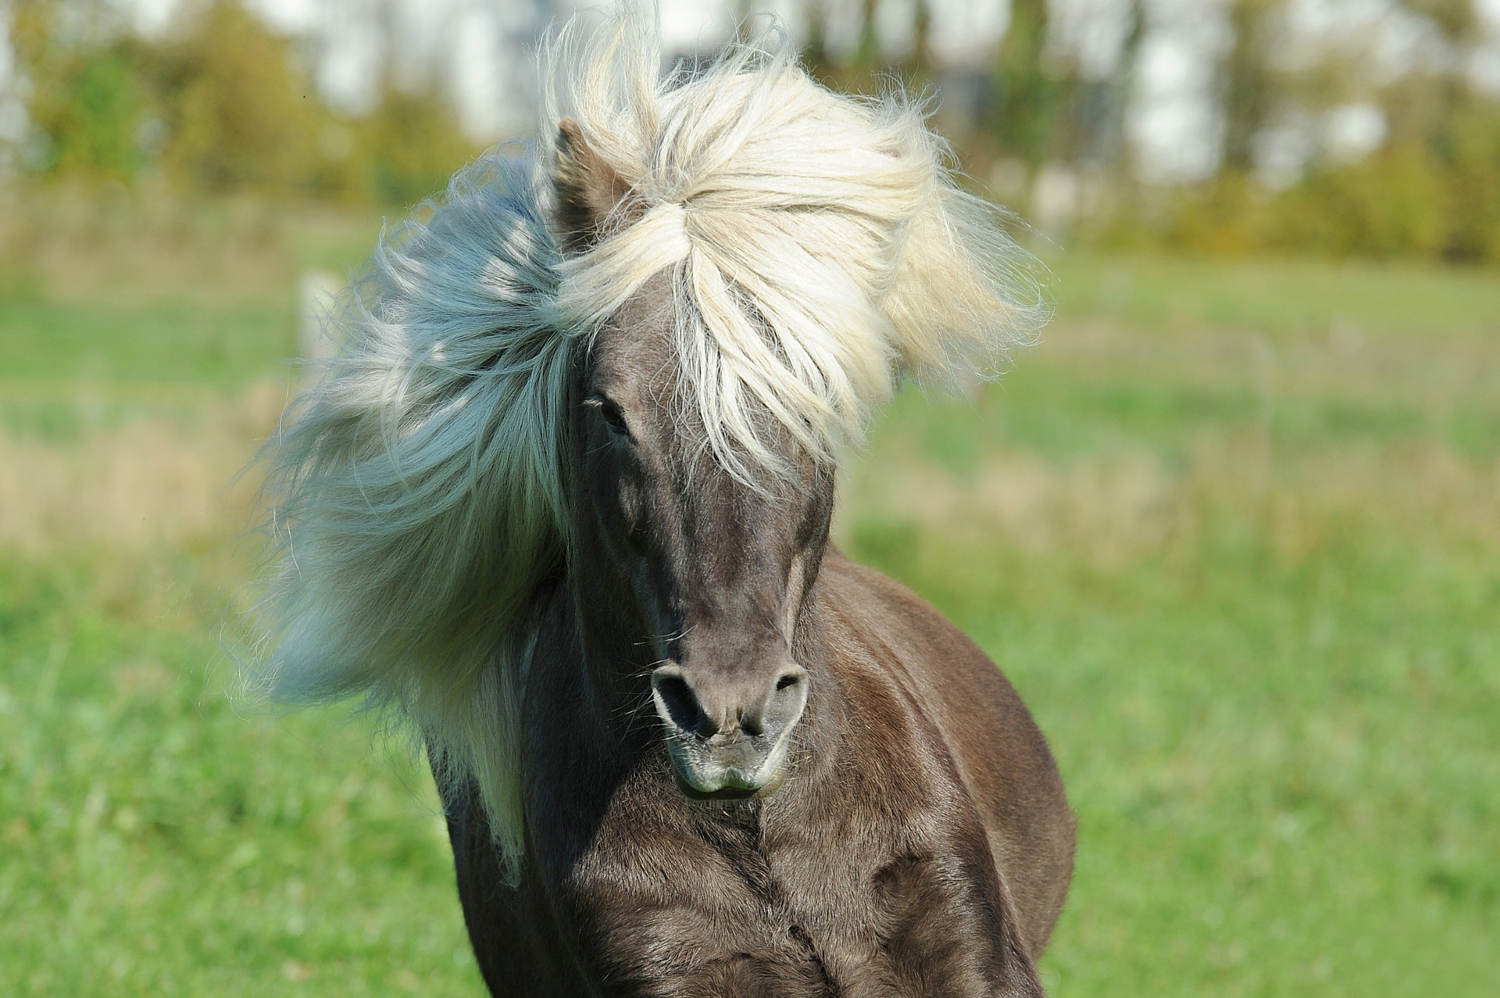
[590,273,681,398]
[588,271,813,488]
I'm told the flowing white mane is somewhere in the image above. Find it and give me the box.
[250,10,1045,882]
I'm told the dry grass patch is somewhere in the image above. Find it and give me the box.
[838,428,1500,573]
[0,383,284,557]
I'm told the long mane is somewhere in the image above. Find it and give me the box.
[249,10,1046,883]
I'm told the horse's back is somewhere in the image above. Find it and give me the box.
[815,549,1075,957]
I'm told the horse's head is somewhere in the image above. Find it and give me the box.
[543,24,1044,794]
[553,111,839,795]
[570,269,832,798]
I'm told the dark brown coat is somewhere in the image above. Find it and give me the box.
[440,551,1072,997]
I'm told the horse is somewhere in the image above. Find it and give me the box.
[250,11,1074,995]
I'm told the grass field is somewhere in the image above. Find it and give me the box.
[1,197,1497,996]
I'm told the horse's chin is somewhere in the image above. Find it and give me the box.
[671,765,789,801]
[663,734,793,801]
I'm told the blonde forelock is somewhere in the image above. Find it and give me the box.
[546,12,1046,479]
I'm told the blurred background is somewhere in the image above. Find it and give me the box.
[1,0,1496,995]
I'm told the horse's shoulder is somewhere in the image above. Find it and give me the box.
[813,547,1076,959]
[813,547,991,671]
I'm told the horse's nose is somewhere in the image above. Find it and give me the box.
[651,663,806,738]
[650,663,809,795]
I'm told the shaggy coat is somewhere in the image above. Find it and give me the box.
[444,554,1073,995]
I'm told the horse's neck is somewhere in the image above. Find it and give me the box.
[552,567,663,739]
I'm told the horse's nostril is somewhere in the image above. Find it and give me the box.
[775,672,801,691]
[653,673,708,736]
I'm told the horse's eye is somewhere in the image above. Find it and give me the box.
[589,395,631,438]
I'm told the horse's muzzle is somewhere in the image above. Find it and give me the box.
[650,662,808,796]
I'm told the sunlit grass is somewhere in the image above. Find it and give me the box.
[1,218,1497,996]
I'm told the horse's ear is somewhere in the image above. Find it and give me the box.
[553,118,635,254]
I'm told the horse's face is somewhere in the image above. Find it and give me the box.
[572,275,834,799]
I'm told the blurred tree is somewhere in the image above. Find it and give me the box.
[11,0,149,182]
[153,0,324,192]
[989,0,1077,173]
[1139,0,1500,263]
[353,84,475,206]
[796,0,938,106]
[1440,100,1500,261]
[800,0,830,77]
[1101,0,1145,175]
[1352,0,1498,261]
[1218,0,1287,173]
[1398,0,1481,42]
[6,0,478,205]
[1271,145,1448,258]
[5,0,1498,260]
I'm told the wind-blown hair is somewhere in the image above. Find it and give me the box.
[249,9,1046,882]
[548,13,1046,477]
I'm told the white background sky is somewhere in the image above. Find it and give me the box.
[6,0,1500,183]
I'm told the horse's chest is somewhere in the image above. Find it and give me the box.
[555,805,1001,997]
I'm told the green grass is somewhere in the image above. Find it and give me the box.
[2,223,1497,996]
[0,554,475,995]
[1052,253,1500,342]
